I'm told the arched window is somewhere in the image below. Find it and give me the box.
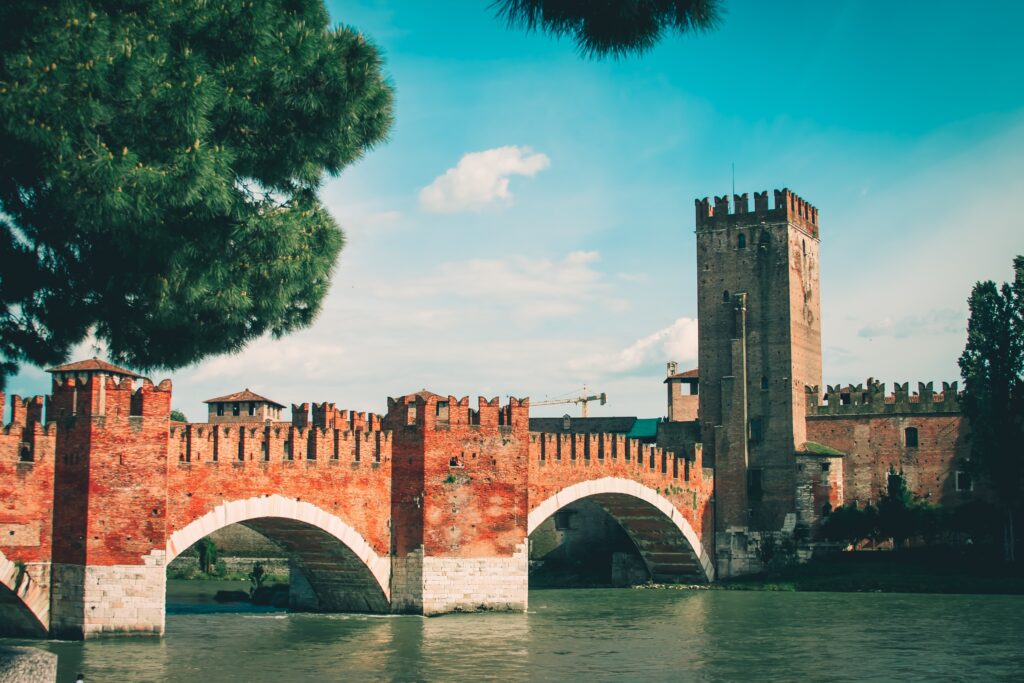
[737,233,746,249]
[904,427,919,448]
[723,290,730,303]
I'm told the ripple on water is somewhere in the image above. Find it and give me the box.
[3,589,1023,682]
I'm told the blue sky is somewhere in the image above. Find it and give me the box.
[7,0,1024,421]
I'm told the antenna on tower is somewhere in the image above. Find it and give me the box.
[731,162,735,197]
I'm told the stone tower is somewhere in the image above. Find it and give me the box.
[694,190,822,555]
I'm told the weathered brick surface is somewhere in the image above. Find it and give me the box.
[807,412,969,507]
[696,190,822,534]
[385,393,531,612]
[0,396,55,567]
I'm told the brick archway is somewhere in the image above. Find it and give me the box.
[167,494,391,610]
[0,551,48,637]
[528,477,713,582]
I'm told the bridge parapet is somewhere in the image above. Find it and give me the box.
[172,413,392,464]
[528,431,714,582]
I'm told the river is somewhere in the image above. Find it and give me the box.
[5,581,1024,682]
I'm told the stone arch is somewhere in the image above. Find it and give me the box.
[0,551,48,637]
[167,494,390,612]
[528,477,713,582]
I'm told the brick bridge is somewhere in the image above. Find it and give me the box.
[0,368,713,638]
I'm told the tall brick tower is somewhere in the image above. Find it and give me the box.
[695,190,822,568]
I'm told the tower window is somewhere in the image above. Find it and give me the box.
[749,417,763,443]
[904,427,919,448]
[761,375,769,391]
[232,402,240,417]
[216,403,224,417]
[723,290,730,303]
[955,471,973,492]
[737,233,746,249]
[248,403,256,416]
[747,469,763,502]
[802,239,806,256]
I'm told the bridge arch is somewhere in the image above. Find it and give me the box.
[167,494,390,612]
[0,551,48,637]
[528,477,713,582]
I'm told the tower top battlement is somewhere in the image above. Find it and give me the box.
[695,188,818,237]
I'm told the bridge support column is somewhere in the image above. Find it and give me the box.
[391,544,528,615]
[50,553,166,639]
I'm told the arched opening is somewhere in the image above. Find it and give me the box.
[527,479,711,588]
[737,233,746,249]
[166,496,390,615]
[0,552,48,637]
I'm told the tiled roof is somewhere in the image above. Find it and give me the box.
[203,389,284,408]
[665,368,699,382]
[402,389,445,401]
[47,357,140,377]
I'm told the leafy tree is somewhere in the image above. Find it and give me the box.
[958,256,1024,561]
[169,408,188,423]
[248,561,266,597]
[0,0,393,389]
[878,465,916,548]
[493,0,722,58]
[819,503,878,547]
[197,538,218,574]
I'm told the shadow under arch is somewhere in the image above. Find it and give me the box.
[528,477,713,582]
[0,551,48,636]
[167,495,390,613]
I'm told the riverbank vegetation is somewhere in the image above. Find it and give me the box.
[716,546,1024,594]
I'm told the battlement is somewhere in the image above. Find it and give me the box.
[384,392,530,431]
[172,414,393,464]
[805,379,961,416]
[695,187,819,237]
[2,394,45,428]
[296,402,384,432]
[47,373,171,421]
[529,431,706,482]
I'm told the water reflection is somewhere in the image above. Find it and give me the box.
[3,588,1023,682]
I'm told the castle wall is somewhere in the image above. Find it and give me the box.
[805,381,970,507]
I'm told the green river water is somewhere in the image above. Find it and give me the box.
[4,580,1024,682]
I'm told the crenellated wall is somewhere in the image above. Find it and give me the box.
[1,375,717,636]
[806,379,970,507]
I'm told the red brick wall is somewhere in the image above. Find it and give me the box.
[167,420,393,557]
[386,394,529,559]
[48,377,172,567]
[0,395,56,565]
[806,413,970,507]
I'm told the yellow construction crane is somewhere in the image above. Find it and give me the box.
[531,387,607,417]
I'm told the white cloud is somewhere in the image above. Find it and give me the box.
[572,317,698,374]
[418,146,550,213]
[857,309,965,340]
[377,250,614,320]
